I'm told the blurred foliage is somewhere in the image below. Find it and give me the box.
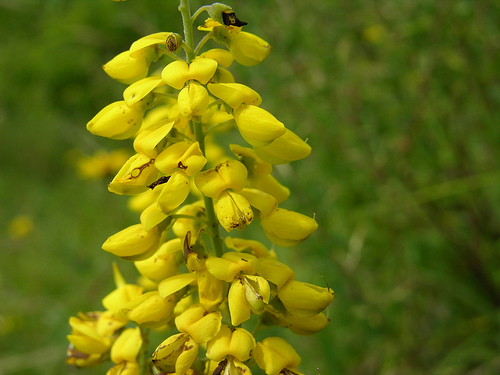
[1,0,499,374]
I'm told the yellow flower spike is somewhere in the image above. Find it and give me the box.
[107,361,140,375]
[254,128,312,165]
[177,82,210,119]
[108,153,158,195]
[175,304,222,344]
[110,327,142,364]
[139,201,168,231]
[161,58,218,90]
[158,272,197,299]
[155,141,207,177]
[123,76,165,107]
[196,267,225,310]
[208,83,262,110]
[102,50,149,85]
[254,337,303,375]
[102,284,143,312]
[277,280,334,317]
[259,259,295,288]
[195,159,248,199]
[228,277,250,325]
[244,275,270,314]
[156,170,191,213]
[215,191,253,232]
[233,105,286,147]
[87,97,151,140]
[206,325,256,362]
[260,208,318,247]
[229,31,271,66]
[206,252,260,282]
[67,317,111,354]
[134,239,181,281]
[225,237,275,258]
[102,223,161,260]
[200,48,234,68]
[152,333,199,374]
[239,188,278,217]
[121,291,176,328]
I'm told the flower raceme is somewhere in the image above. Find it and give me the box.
[67,2,333,375]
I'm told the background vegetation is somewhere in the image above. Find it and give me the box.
[1,0,499,374]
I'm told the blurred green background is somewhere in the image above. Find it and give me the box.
[1,0,499,374]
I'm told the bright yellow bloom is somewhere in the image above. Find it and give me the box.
[121,291,177,328]
[208,82,262,110]
[134,238,181,281]
[215,190,253,232]
[158,272,197,299]
[133,119,174,158]
[228,274,270,325]
[108,153,158,195]
[206,252,260,282]
[172,200,206,240]
[195,159,248,198]
[175,304,222,344]
[196,267,225,310]
[107,361,140,375]
[152,333,199,374]
[200,48,234,68]
[254,337,303,375]
[277,280,334,317]
[102,223,160,260]
[239,188,278,217]
[156,170,191,213]
[102,50,150,85]
[254,128,312,165]
[259,259,295,289]
[206,325,256,362]
[225,237,275,258]
[102,284,143,313]
[87,96,152,140]
[123,75,165,107]
[161,58,218,90]
[67,315,112,355]
[110,327,142,364]
[233,105,286,147]
[228,30,271,66]
[260,208,318,247]
[177,81,210,119]
[155,141,207,176]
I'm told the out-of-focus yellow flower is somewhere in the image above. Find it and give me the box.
[206,325,255,362]
[8,214,34,239]
[75,149,130,180]
[67,315,112,355]
[102,223,161,260]
[110,327,142,364]
[254,337,303,375]
[107,361,140,375]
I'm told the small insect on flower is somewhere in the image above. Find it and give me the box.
[222,10,247,27]
[147,176,171,190]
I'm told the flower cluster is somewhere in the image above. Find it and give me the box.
[67,2,334,374]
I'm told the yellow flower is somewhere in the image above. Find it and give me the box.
[134,238,182,281]
[178,81,210,119]
[206,252,260,282]
[161,58,218,90]
[123,75,165,107]
[254,337,303,375]
[196,267,225,310]
[121,291,177,328]
[110,327,142,364]
[102,284,143,313]
[195,159,248,199]
[207,82,262,110]
[175,304,222,344]
[228,274,270,326]
[108,153,158,196]
[87,96,153,140]
[152,333,199,374]
[156,170,191,213]
[107,361,140,375]
[206,325,256,362]
[277,280,334,317]
[133,119,175,158]
[155,141,207,176]
[259,259,295,289]
[259,208,318,247]
[254,128,312,165]
[228,30,271,66]
[102,50,150,85]
[200,48,234,68]
[233,105,286,147]
[215,190,253,232]
[67,315,112,355]
[101,223,160,260]
[225,236,275,258]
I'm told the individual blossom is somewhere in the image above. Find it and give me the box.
[101,223,161,261]
[107,327,142,375]
[277,280,334,317]
[206,325,255,371]
[161,57,218,90]
[254,337,303,375]
[152,333,199,374]
[108,153,158,195]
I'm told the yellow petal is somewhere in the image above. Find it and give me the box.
[156,170,191,213]
[228,278,250,326]
[254,337,301,375]
[175,304,222,343]
[108,153,158,195]
[158,273,196,299]
[208,83,261,110]
[206,326,255,362]
[134,243,180,281]
[188,57,218,84]
[139,201,168,231]
[195,159,248,198]
[215,191,253,232]
[102,284,143,312]
[129,32,171,56]
[233,105,286,147]
[254,128,312,164]
[161,60,190,90]
[224,237,273,258]
[206,252,259,282]
[102,223,160,258]
[124,76,165,107]
[229,31,271,66]
[239,188,277,217]
[121,291,176,328]
[196,268,224,310]
[259,259,295,288]
[200,48,234,68]
[177,82,210,119]
[260,208,318,247]
[102,51,149,84]
[277,281,334,316]
[110,327,142,364]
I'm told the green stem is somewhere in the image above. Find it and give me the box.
[178,0,196,62]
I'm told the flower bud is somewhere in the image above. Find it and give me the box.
[260,208,318,247]
[277,280,334,317]
[152,333,199,374]
[102,50,149,85]
[233,105,286,147]
[108,153,158,195]
[165,33,183,53]
[229,31,271,66]
[215,191,253,232]
[102,223,160,260]
[254,337,303,375]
